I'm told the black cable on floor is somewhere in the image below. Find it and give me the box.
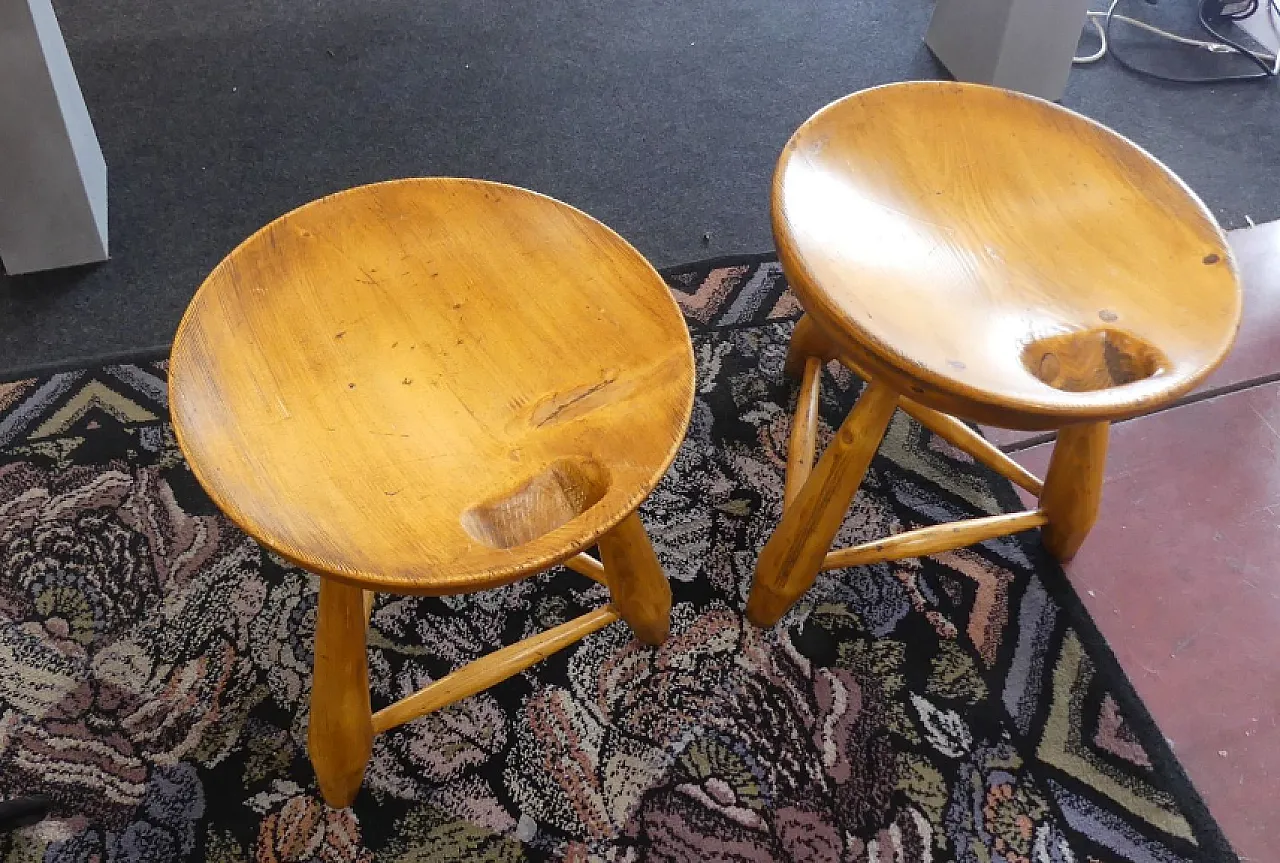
[1105,0,1278,83]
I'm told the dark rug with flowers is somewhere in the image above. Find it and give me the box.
[0,256,1234,862]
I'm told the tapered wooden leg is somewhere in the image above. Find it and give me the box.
[747,379,900,627]
[784,314,840,378]
[308,578,373,808]
[1040,421,1109,562]
[598,512,672,645]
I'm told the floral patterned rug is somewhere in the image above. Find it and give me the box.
[0,256,1234,862]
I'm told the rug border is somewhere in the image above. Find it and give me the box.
[0,343,172,384]
[656,251,779,277]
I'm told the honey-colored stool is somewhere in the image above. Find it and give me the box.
[746,82,1243,628]
[169,179,694,807]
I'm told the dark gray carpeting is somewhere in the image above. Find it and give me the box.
[2,0,1277,375]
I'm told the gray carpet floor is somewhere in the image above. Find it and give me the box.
[2,0,1277,375]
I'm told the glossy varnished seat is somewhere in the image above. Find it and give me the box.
[775,81,1239,430]
[747,82,1243,627]
[170,178,694,806]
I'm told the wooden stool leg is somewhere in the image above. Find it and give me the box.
[784,314,839,378]
[598,511,673,645]
[747,379,900,627]
[308,578,373,808]
[1040,421,1109,562]
[784,357,823,509]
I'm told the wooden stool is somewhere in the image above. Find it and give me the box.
[169,179,694,807]
[746,82,1242,628]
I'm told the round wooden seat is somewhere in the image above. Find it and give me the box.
[170,178,695,595]
[773,81,1242,431]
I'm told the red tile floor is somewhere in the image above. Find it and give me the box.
[1009,221,1280,862]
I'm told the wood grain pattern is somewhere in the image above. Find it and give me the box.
[1040,422,1109,561]
[774,81,1242,431]
[169,178,695,595]
[370,605,620,734]
[822,509,1047,570]
[747,380,899,627]
[307,579,373,808]
[598,512,673,645]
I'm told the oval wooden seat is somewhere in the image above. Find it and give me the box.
[773,81,1242,431]
[171,179,694,595]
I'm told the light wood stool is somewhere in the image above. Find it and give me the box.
[746,82,1243,628]
[169,179,694,807]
